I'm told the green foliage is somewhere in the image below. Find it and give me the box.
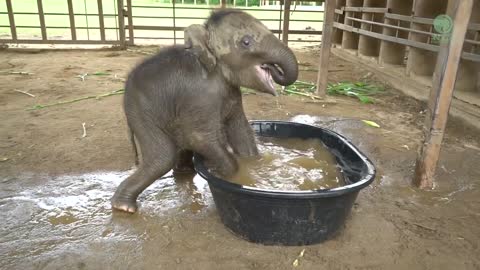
[327,81,384,103]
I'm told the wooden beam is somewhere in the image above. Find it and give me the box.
[282,0,291,45]
[385,13,480,32]
[346,16,436,37]
[343,7,389,13]
[316,0,335,97]
[412,0,474,189]
[334,22,480,62]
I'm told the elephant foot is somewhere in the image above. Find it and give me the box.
[111,196,138,213]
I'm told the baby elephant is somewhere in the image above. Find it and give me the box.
[112,9,298,213]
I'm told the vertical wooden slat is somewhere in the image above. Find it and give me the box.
[316,0,335,97]
[117,0,126,48]
[67,0,76,40]
[282,0,291,44]
[412,0,474,189]
[5,0,17,42]
[37,0,47,41]
[126,0,134,45]
[221,0,227,8]
[97,0,106,41]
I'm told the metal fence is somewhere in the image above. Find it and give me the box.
[0,0,324,48]
[0,0,125,46]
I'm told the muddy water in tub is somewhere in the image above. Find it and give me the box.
[230,137,345,190]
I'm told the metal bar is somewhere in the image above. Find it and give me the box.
[282,0,291,44]
[0,39,120,45]
[5,0,17,42]
[117,0,126,48]
[278,0,282,39]
[316,0,335,97]
[37,0,47,40]
[97,0,106,41]
[127,0,134,45]
[413,0,474,189]
[0,25,120,30]
[131,25,322,35]
[129,36,323,42]
[0,11,119,17]
[129,15,323,22]
[343,7,388,13]
[173,0,176,45]
[129,5,320,12]
[67,0,76,40]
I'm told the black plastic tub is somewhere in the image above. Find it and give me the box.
[193,121,376,246]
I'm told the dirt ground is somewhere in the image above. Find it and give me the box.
[1,46,479,270]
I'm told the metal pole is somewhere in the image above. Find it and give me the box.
[37,0,47,41]
[5,0,17,42]
[117,0,126,48]
[173,0,176,45]
[412,0,474,189]
[97,0,106,41]
[127,0,134,45]
[282,0,291,44]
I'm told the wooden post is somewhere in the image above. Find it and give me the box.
[316,0,335,96]
[282,0,291,44]
[412,0,474,189]
[221,0,227,8]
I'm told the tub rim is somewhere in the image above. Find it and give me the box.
[193,120,376,199]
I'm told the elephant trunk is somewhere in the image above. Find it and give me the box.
[262,36,299,86]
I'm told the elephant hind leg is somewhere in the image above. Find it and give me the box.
[112,128,176,213]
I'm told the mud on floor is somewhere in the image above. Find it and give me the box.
[0,47,479,270]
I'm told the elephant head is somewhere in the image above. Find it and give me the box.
[184,9,299,96]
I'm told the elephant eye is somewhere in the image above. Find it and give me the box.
[240,35,254,48]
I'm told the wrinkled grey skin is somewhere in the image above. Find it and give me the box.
[112,10,298,213]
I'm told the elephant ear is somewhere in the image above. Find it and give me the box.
[184,24,216,72]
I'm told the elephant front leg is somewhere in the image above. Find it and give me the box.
[190,131,239,178]
[226,110,259,157]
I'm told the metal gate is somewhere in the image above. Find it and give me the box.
[0,0,323,48]
[0,0,125,46]
[124,0,324,46]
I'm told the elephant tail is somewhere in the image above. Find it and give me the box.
[128,124,139,166]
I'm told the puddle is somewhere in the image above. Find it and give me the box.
[0,170,212,269]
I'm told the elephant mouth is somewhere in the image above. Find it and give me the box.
[256,64,283,96]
